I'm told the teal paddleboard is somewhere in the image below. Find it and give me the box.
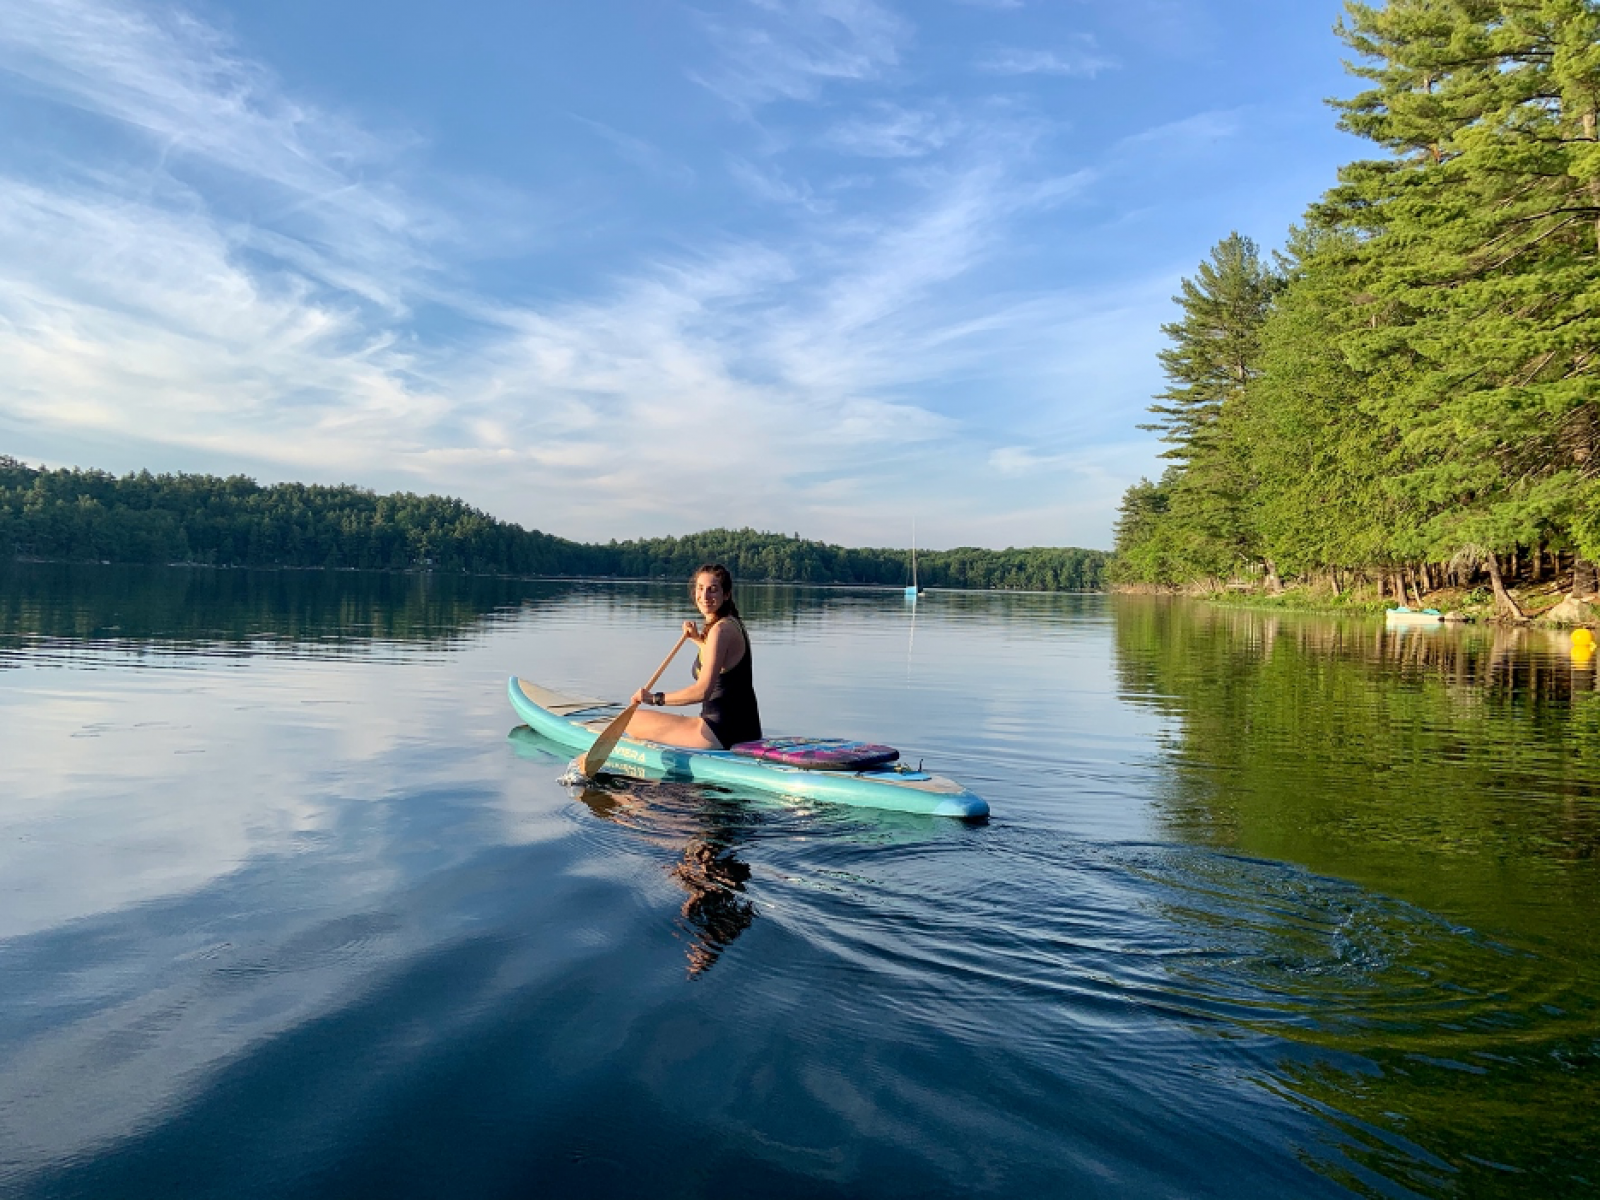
[507,677,988,820]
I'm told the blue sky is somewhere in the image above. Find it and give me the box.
[0,0,1364,550]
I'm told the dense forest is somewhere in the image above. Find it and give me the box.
[0,457,1108,592]
[1113,1,1600,622]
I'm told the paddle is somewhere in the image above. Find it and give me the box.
[578,631,690,779]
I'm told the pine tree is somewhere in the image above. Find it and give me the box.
[1328,0,1600,592]
[1111,473,1178,585]
[1142,232,1280,462]
[1134,233,1280,583]
[1240,225,1416,581]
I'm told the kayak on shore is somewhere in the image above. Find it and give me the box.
[507,677,989,820]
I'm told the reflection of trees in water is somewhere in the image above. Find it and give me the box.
[1112,599,1600,867]
[1112,597,1600,1195]
[1116,598,1598,711]
[572,784,756,979]
[0,560,575,656]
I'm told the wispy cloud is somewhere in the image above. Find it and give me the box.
[0,0,434,258]
[822,102,960,158]
[689,0,909,110]
[1115,109,1242,152]
[978,38,1118,79]
[0,0,1169,549]
[726,156,834,212]
[569,116,697,186]
[990,445,1069,474]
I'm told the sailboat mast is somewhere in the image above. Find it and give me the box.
[906,519,919,597]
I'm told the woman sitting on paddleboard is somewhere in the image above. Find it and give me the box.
[627,563,762,749]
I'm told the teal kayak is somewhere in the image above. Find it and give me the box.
[507,677,989,820]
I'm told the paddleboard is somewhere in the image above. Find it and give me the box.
[507,677,988,819]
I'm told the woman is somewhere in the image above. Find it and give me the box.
[627,564,762,749]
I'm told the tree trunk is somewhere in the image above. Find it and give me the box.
[1573,556,1599,600]
[1587,110,1600,255]
[1262,558,1284,595]
[1531,544,1543,583]
[1486,551,1528,621]
[1408,564,1425,607]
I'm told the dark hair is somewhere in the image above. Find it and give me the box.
[691,563,739,622]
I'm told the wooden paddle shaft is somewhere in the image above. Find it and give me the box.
[640,630,691,697]
[579,631,689,778]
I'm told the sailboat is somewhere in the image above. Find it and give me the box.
[905,521,923,598]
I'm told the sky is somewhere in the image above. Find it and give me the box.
[0,0,1368,551]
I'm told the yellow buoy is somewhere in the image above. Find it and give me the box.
[1574,627,1596,666]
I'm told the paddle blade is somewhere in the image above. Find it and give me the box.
[576,629,689,779]
[579,702,639,779]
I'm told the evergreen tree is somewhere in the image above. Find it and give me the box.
[0,459,1110,591]
[1111,472,1182,586]
[1240,225,1416,582]
[1328,0,1600,589]
[1125,233,1279,584]
[1143,232,1279,462]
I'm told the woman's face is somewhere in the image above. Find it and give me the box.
[693,572,725,618]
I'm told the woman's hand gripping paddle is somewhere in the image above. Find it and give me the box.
[577,632,690,779]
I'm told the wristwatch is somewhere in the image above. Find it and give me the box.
[653,691,665,706]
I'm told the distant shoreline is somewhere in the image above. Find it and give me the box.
[4,556,1109,595]
[1,459,1110,593]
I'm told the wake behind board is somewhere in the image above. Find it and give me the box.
[507,677,987,820]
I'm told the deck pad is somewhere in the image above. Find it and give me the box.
[729,737,899,770]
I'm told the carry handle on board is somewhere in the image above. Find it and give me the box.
[579,631,690,778]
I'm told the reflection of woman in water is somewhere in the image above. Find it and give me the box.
[624,564,762,750]
[574,783,756,978]
[671,834,755,978]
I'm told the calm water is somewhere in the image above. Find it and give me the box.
[0,563,1595,1198]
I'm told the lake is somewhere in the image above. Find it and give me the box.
[1,562,1595,1198]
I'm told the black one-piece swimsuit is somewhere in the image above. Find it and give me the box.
[694,618,762,748]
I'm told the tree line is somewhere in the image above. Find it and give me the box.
[0,458,1108,591]
[1113,0,1600,621]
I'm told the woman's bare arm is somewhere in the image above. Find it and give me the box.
[633,620,743,707]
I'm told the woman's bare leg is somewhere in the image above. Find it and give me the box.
[623,709,721,749]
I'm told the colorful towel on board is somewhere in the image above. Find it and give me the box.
[729,737,900,770]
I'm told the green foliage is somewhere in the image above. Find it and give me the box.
[598,528,1108,591]
[1241,225,1418,574]
[1110,474,1177,585]
[1143,232,1280,462]
[1117,235,1278,584]
[1116,1,1600,590]
[0,458,1109,591]
[0,457,593,575]
[1328,0,1600,563]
